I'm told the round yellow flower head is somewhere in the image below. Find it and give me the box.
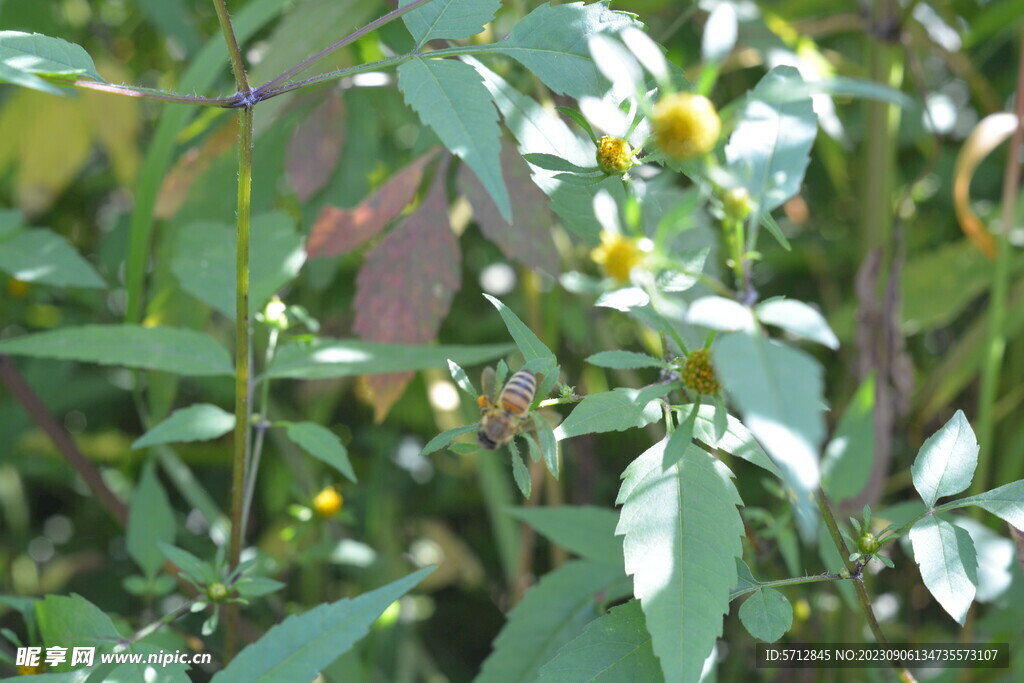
[652,93,721,160]
[590,231,648,283]
[313,486,344,518]
[682,348,719,395]
[595,135,635,175]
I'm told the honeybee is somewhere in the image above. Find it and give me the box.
[477,367,537,450]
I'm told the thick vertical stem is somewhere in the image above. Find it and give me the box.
[225,104,254,661]
[976,28,1024,492]
[211,0,251,95]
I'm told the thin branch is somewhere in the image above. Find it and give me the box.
[255,0,438,95]
[66,79,236,107]
[257,55,407,100]
[0,355,129,526]
[211,0,251,95]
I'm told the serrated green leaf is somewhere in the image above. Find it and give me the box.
[821,374,874,501]
[263,339,512,380]
[523,152,598,174]
[908,515,978,624]
[616,441,744,683]
[401,0,500,45]
[755,298,839,349]
[0,325,233,376]
[554,385,669,440]
[398,57,509,220]
[0,60,65,95]
[493,2,640,99]
[213,567,434,683]
[533,413,559,479]
[448,359,478,398]
[714,332,824,538]
[911,410,979,508]
[234,576,286,598]
[284,422,357,483]
[525,433,542,463]
[466,56,626,244]
[0,228,106,288]
[507,505,623,567]
[552,171,608,186]
[126,462,176,578]
[675,405,778,475]
[586,350,668,370]
[35,594,120,648]
[132,404,235,450]
[0,31,104,83]
[449,441,481,455]
[422,424,480,456]
[483,294,556,363]
[536,600,659,682]
[738,589,792,642]
[725,66,817,219]
[938,480,1024,528]
[477,560,632,683]
[171,212,305,319]
[510,439,532,498]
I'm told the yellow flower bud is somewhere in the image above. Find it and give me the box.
[313,486,344,519]
[682,348,719,395]
[652,93,721,160]
[595,135,635,175]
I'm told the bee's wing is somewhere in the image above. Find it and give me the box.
[481,366,498,403]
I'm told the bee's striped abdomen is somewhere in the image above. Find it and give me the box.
[499,370,536,415]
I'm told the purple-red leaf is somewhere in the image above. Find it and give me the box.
[352,167,461,420]
[459,145,559,275]
[308,151,437,258]
[286,91,345,202]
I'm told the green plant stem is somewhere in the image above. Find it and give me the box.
[817,489,917,683]
[975,28,1024,493]
[225,104,255,663]
[240,327,279,540]
[729,571,850,601]
[256,0,439,94]
[212,0,251,95]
